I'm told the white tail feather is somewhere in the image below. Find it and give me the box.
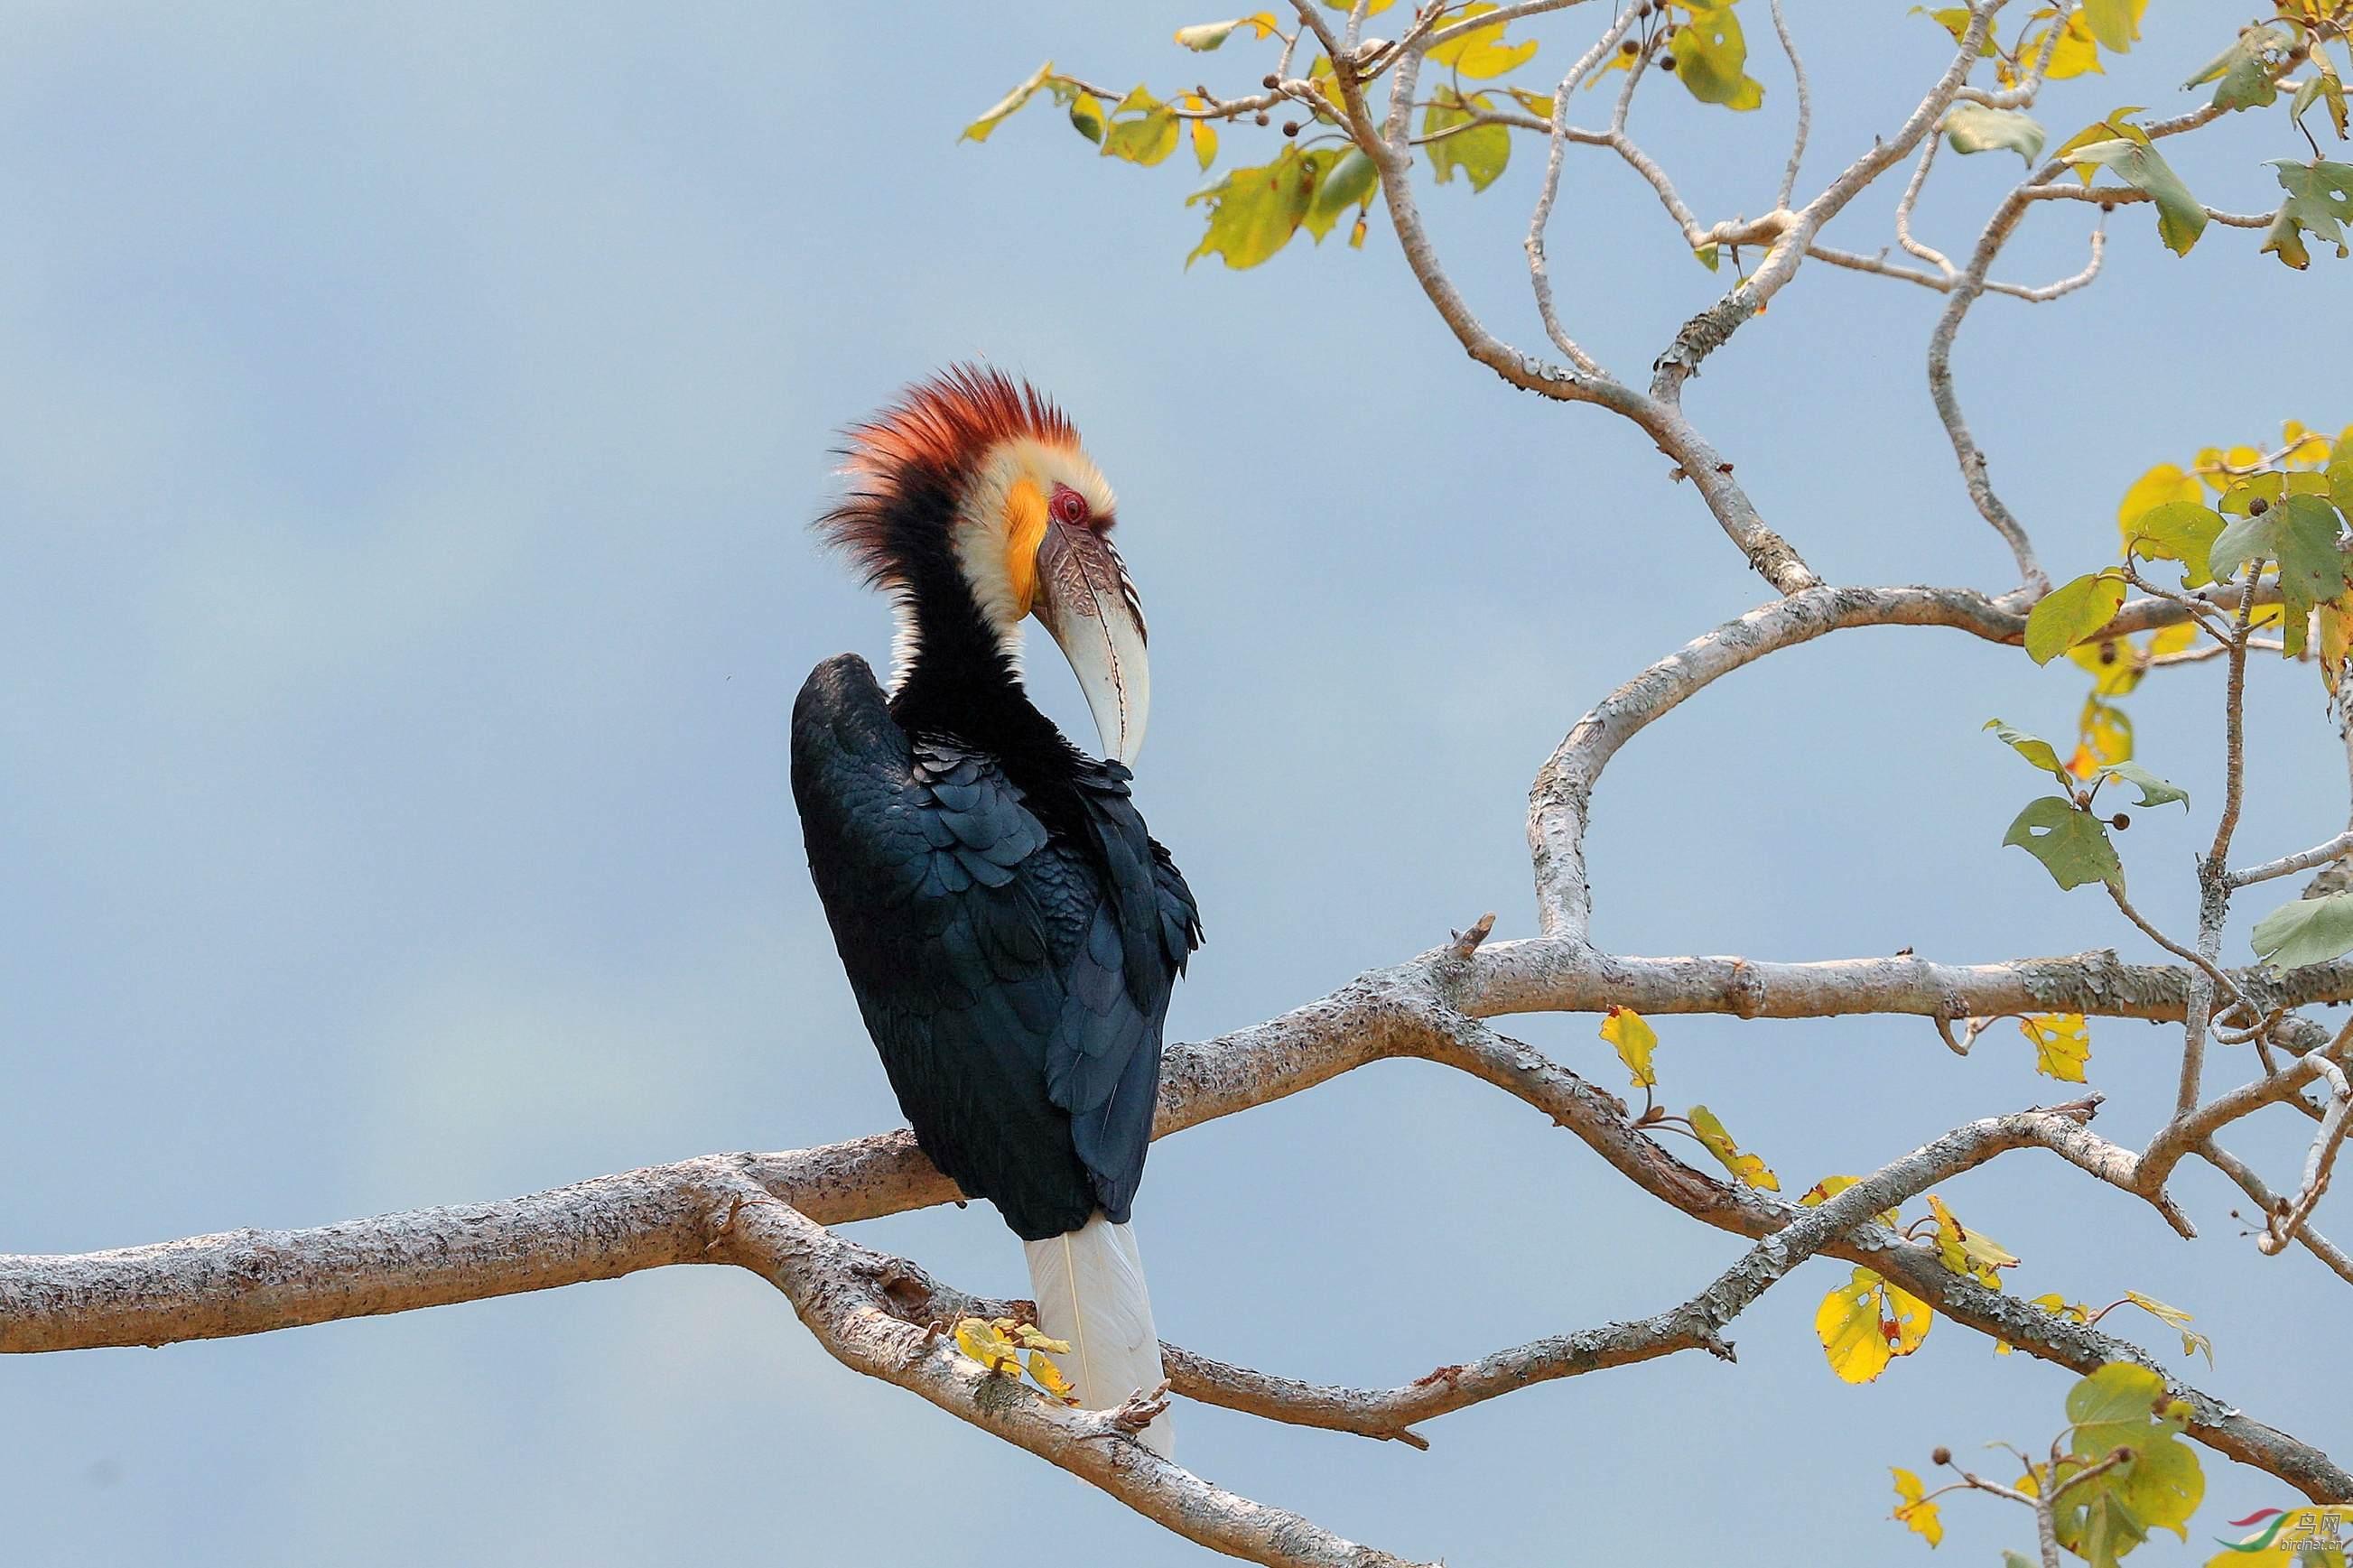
[1024,1213,1171,1457]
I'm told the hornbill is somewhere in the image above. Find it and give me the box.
[790,367,1200,1454]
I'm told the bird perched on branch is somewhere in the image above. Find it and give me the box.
[791,366,1199,1454]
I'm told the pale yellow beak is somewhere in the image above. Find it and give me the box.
[1031,522,1150,766]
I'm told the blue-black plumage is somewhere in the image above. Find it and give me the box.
[789,368,1198,1447]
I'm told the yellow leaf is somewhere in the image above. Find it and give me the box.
[2323,604,2351,695]
[1600,1005,1658,1089]
[1306,54,1347,112]
[1801,1174,1902,1227]
[1996,1292,2092,1353]
[1926,1192,2021,1288]
[1688,1103,1780,1190]
[1428,2,1540,79]
[1010,1322,1072,1353]
[2064,698,2130,778]
[2283,420,2333,466]
[1180,95,1220,171]
[1027,1347,1080,1403]
[2020,1014,2091,1081]
[1818,1271,1893,1383]
[2037,13,2104,79]
[2068,635,2144,697]
[2116,461,2202,539]
[1891,1467,1946,1547]
[1885,1278,1932,1355]
[2125,1290,2215,1365]
[1800,1174,1857,1206]
[2227,443,2263,471]
[963,60,1057,144]
[1818,1267,1930,1383]
[953,1316,1021,1374]
[1174,14,1279,51]
[2148,620,2198,658]
[1505,85,1554,118]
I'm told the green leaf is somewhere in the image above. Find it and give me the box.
[1910,5,1996,57]
[1185,146,1324,267]
[1428,3,1540,79]
[2218,472,2286,516]
[1421,91,1511,191]
[2055,1485,2148,1568]
[1102,88,1182,165]
[2079,0,2140,54]
[2209,507,2280,583]
[2112,1434,2203,1541]
[2051,1364,2204,1567]
[2068,1361,2170,1458]
[2252,889,2353,973]
[2309,59,2350,141]
[2098,761,2187,810]
[2183,24,2287,111]
[1069,91,1107,144]
[2070,137,2206,255]
[963,60,1056,144]
[1694,243,1720,272]
[2024,570,2128,663]
[2123,500,2223,588]
[2275,493,2352,610]
[2004,797,2123,890]
[2266,209,2314,270]
[1290,148,1349,240]
[1304,147,1379,238]
[2057,109,2150,178]
[1984,719,2070,781]
[1669,1,1764,110]
[2004,1554,2041,1568]
[2261,159,2353,272]
[1942,103,2046,163]
[1174,14,1277,51]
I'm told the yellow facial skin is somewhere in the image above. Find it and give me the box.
[953,436,1118,650]
[1003,477,1049,617]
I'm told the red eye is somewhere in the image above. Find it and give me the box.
[1049,483,1090,526]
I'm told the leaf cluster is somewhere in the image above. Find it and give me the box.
[1893,1363,2209,1568]
[1992,424,2352,943]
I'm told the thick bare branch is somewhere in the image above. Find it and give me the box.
[713,1188,1430,1568]
[1527,583,2026,938]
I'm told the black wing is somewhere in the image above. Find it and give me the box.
[790,654,1196,1239]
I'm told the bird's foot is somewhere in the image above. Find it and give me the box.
[1104,1378,1173,1435]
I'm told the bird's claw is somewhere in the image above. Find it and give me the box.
[1106,1378,1173,1434]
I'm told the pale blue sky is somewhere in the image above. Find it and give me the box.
[3,5,2348,1563]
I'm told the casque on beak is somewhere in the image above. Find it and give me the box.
[1031,520,1150,766]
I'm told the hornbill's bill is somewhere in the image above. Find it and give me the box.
[791,367,1200,1454]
